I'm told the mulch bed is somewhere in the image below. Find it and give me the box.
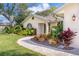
[31,38,74,50]
[27,38,79,55]
[31,38,60,47]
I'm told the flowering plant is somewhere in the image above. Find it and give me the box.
[61,28,76,48]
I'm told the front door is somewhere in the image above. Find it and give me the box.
[38,23,46,34]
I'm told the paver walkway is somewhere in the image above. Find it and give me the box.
[17,36,78,56]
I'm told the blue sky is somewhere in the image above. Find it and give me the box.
[0,3,64,23]
[0,15,10,23]
[27,3,64,12]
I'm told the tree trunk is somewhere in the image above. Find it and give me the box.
[2,12,15,27]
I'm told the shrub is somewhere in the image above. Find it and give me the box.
[3,25,36,36]
[3,25,22,34]
[17,29,28,36]
[26,28,36,35]
[51,21,63,41]
[3,26,14,34]
[14,25,22,34]
[51,26,59,40]
[17,28,36,36]
[61,28,76,48]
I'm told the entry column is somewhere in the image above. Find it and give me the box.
[46,22,49,34]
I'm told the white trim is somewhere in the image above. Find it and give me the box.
[21,14,48,24]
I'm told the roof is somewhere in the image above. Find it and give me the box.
[46,14,63,22]
[46,4,66,19]
[22,5,65,24]
[52,4,65,14]
[35,9,51,17]
[0,22,10,26]
[49,3,79,15]
[21,13,63,24]
[21,14,48,24]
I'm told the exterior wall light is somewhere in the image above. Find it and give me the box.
[72,14,76,21]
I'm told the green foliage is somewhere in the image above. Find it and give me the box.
[14,25,22,33]
[3,25,22,34]
[0,4,4,11]
[3,26,14,34]
[0,3,30,26]
[19,3,27,10]
[51,26,59,39]
[48,6,57,13]
[51,21,63,39]
[3,25,36,36]
[18,29,28,36]
[14,13,27,25]
[18,28,36,36]
[57,21,63,32]
[26,28,35,35]
[36,6,57,16]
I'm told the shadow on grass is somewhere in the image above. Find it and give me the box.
[0,49,41,56]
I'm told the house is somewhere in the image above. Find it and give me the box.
[22,14,63,35]
[51,3,79,49]
[0,15,10,31]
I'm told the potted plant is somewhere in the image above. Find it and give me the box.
[38,34,46,42]
[48,31,60,46]
[33,34,46,42]
[48,37,58,46]
[61,28,76,49]
[48,27,59,46]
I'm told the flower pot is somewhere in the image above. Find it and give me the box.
[48,39,53,44]
[64,42,70,49]
[48,39,58,46]
[64,40,71,49]
[38,37,45,42]
[33,35,38,40]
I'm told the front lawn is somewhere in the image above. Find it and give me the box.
[0,34,43,56]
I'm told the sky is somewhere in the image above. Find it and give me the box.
[27,3,64,12]
[0,3,64,23]
[0,15,10,23]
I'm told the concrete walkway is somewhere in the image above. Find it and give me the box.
[17,36,77,56]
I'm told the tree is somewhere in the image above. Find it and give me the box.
[0,3,29,26]
[36,6,57,16]
[14,10,32,25]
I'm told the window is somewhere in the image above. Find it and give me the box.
[27,23,32,29]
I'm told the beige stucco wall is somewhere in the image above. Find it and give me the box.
[23,16,46,34]
[50,22,57,27]
[63,4,79,48]
[50,22,58,32]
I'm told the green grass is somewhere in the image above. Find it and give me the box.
[0,34,43,56]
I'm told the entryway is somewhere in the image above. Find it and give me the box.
[38,23,46,34]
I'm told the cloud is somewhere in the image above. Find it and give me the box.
[28,3,50,13]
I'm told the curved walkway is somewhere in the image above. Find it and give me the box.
[17,36,77,56]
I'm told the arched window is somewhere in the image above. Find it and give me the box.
[27,23,32,29]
